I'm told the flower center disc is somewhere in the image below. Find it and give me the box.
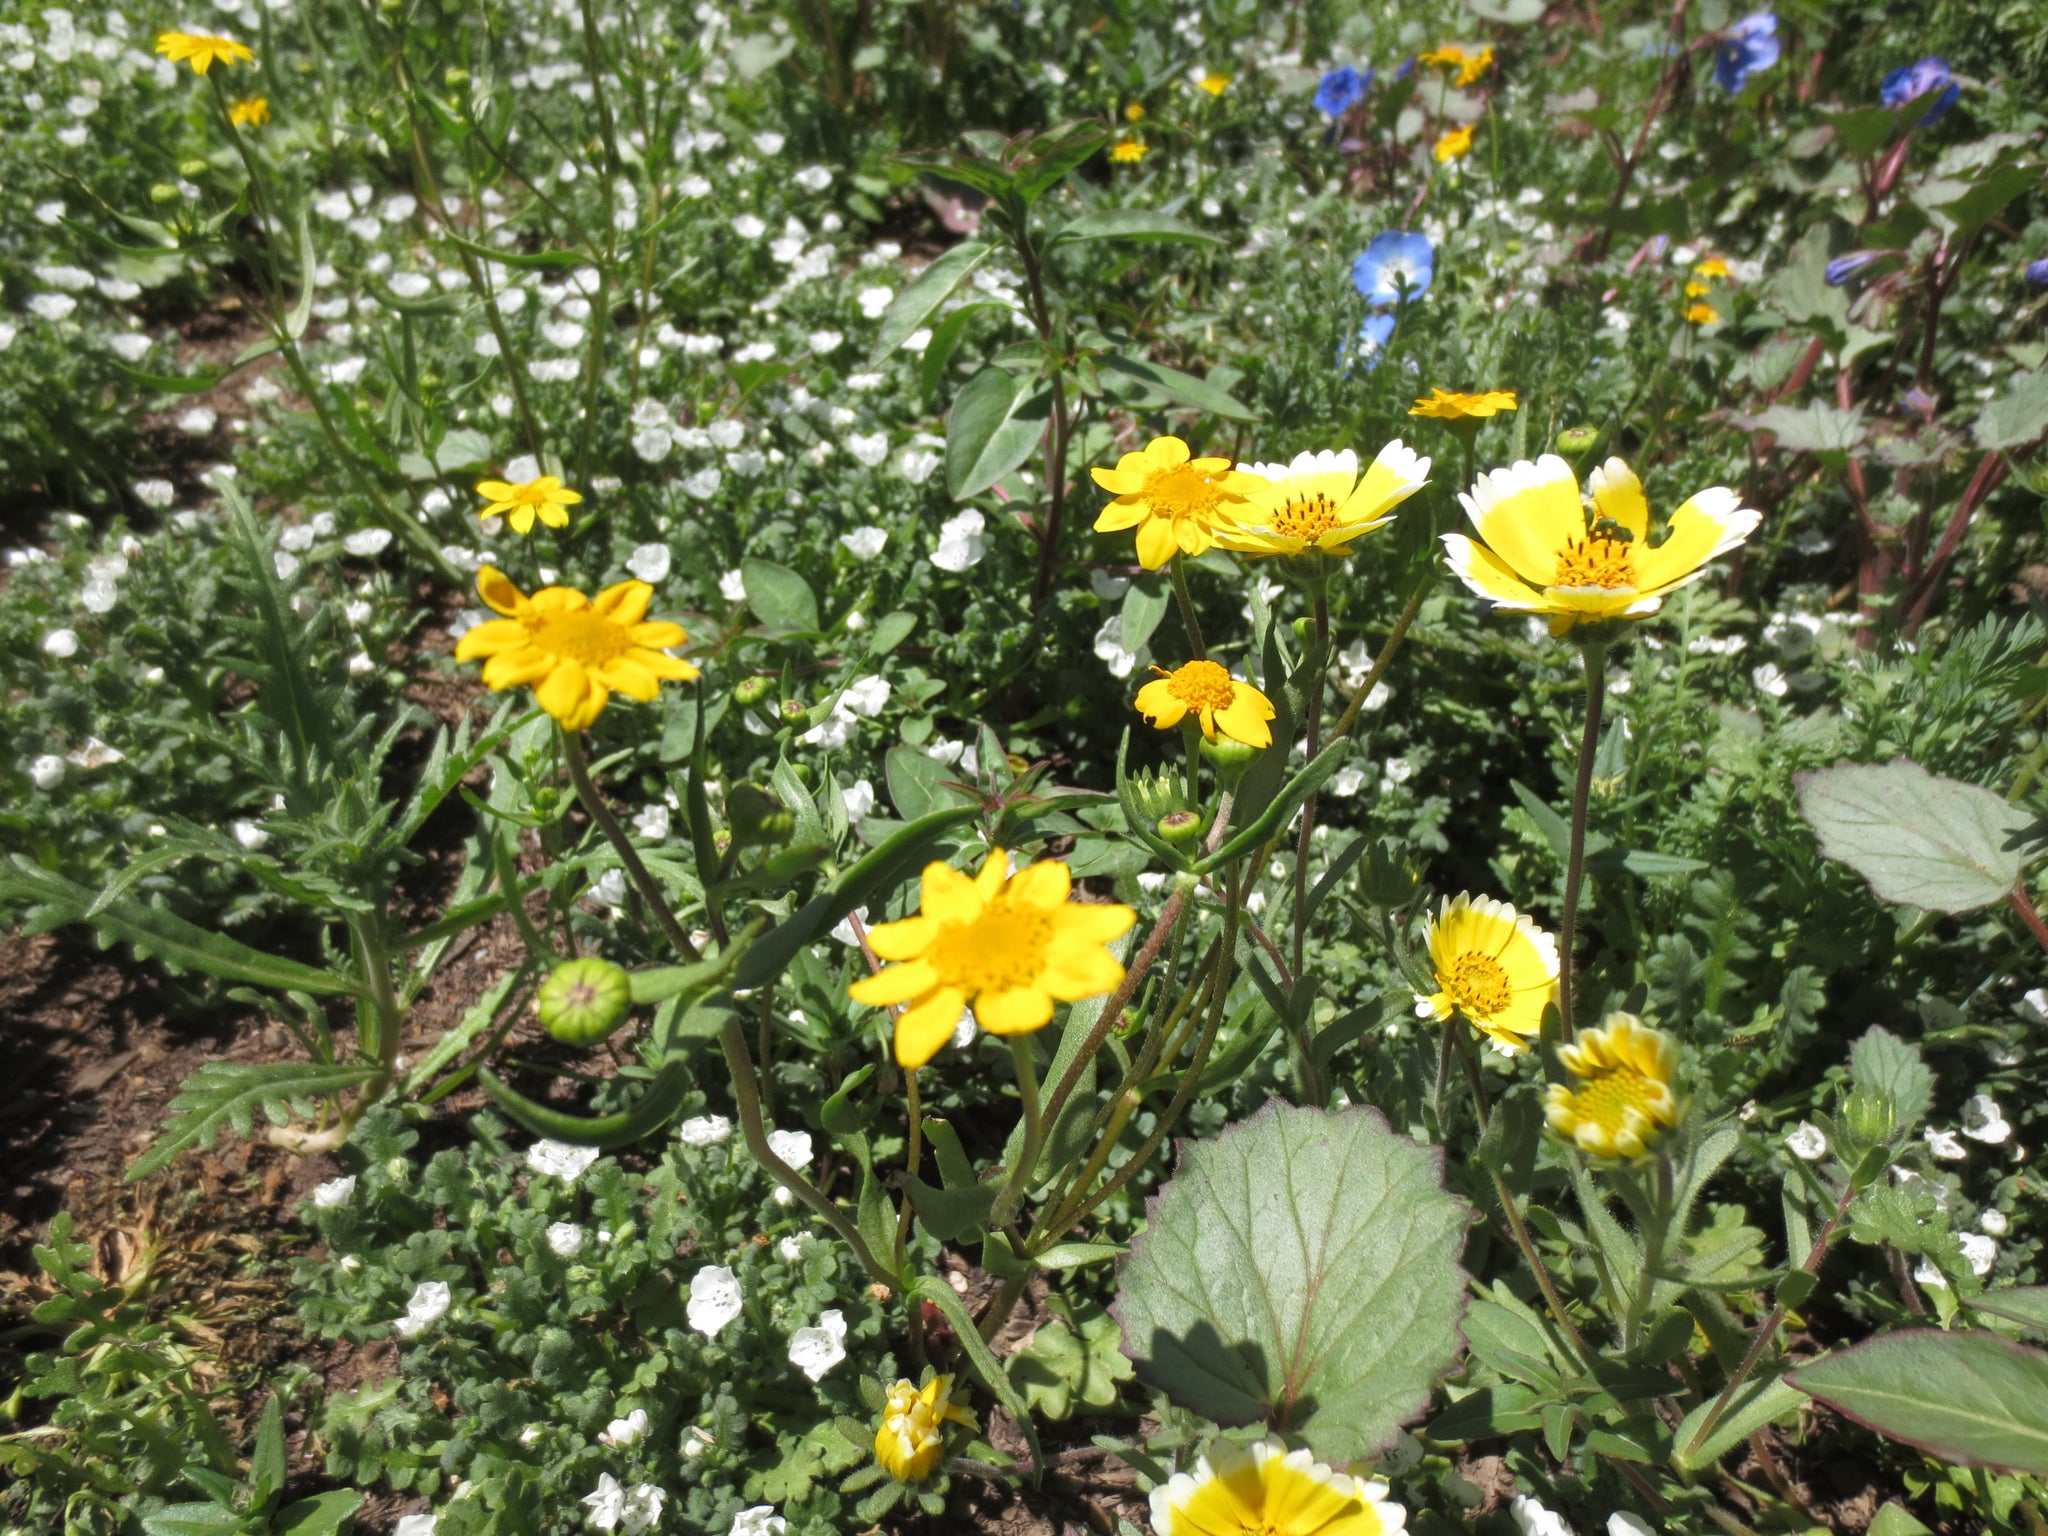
[1571,1065,1655,1134]
[928,906,1053,995]
[1167,660,1237,712]
[1271,493,1341,540]
[1143,463,1228,519]
[533,609,632,666]
[1553,535,1638,589]
[1448,952,1513,1016]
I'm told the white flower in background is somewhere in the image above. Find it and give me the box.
[808,328,843,353]
[279,524,318,553]
[731,213,767,240]
[847,370,884,391]
[841,778,875,821]
[687,1265,743,1337]
[526,1139,602,1182]
[1380,757,1415,792]
[829,906,869,945]
[1960,1231,1998,1276]
[383,193,418,223]
[545,1222,586,1257]
[793,164,832,192]
[542,319,587,350]
[393,1516,438,1536]
[727,448,766,476]
[632,428,673,463]
[856,285,894,318]
[68,737,125,769]
[28,293,77,322]
[1511,1496,1575,1536]
[900,327,932,352]
[313,1175,357,1207]
[951,1009,979,1050]
[730,1505,787,1536]
[719,568,747,602]
[2022,987,2048,1024]
[787,1308,848,1381]
[108,333,153,362]
[80,578,118,613]
[753,131,786,154]
[840,676,891,717]
[678,1114,733,1146]
[133,479,176,509]
[229,820,270,851]
[601,1408,649,1447]
[682,467,723,499]
[29,755,66,789]
[931,508,986,571]
[1982,1208,2011,1236]
[767,1128,813,1168]
[1962,1094,2012,1143]
[1752,662,1789,698]
[1330,765,1367,798]
[34,264,94,291]
[632,803,671,842]
[733,341,775,364]
[625,543,671,583]
[1609,1516,1654,1536]
[583,1475,627,1531]
[896,446,941,485]
[393,1280,451,1337]
[325,356,369,386]
[344,528,393,557]
[1924,1127,1967,1161]
[775,1232,811,1263]
[42,628,80,658]
[34,200,66,225]
[846,431,889,467]
[1092,616,1140,679]
[1784,1122,1828,1161]
[838,525,887,560]
[619,1486,666,1534]
[1914,1256,1947,1288]
[388,272,432,299]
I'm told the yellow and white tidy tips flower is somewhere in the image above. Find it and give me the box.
[1091,435,1261,569]
[1415,893,1560,1056]
[1134,660,1277,748]
[1149,1437,1408,1536]
[1216,443,1430,562]
[1545,1012,1682,1159]
[874,1373,978,1482]
[1443,454,1760,636]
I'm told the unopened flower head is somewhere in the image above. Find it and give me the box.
[874,1374,977,1482]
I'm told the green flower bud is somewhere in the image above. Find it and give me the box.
[1555,426,1600,457]
[1125,767,1185,823]
[178,159,210,180]
[150,182,181,205]
[1156,810,1204,844]
[779,698,807,722]
[537,957,632,1045]
[727,782,796,846]
[734,674,775,707]
[1358,838,1419,910]
[1198,733,1265,785]
[443,66,470,89]
[1842,1087,1895,1147]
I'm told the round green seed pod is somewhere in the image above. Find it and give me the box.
[1555,426,1600,457]
[537,957,632,1045]
[734,674,775,707]
[1157,810,1205,845]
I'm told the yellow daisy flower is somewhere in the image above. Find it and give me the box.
[848,851,1136,1069]
[1545,1012,1682,1159]
[1110,137,1149,163]
[1216,442,1430,561]
[1414,892,1560,1056]
[454,566,698,732]
[1125,102,1147,122]
[1135,660,1276,748]
[475,474,582,535]
[1198,73,1231,96]
[1443,454,1760,636]
[155,31,254,74]
[875,1375,977,1482]
[227,95,270,127]
[1457,45,1495,85]
[1090,435,1260,569]
[1410,388,1518,421]
[1418,44,1470,71]
[1434,124,1475,163]
[1684,301,1720,325]
[1693,255,1733,280]
[1150,1438,1409,1536]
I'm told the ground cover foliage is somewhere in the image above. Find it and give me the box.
[5,0,2048,1532]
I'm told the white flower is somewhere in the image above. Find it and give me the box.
[546,1222,586,1257]
[841,778,876,821]
[633,803,671,842]
[620,1486,666,1534]
[1752,662,1789,698]
[1330,765,1367,798]
[829,906,869,945]
[67,737,125,769]
[1914,1256,1947,1288]
[1092,616,1140,679]
[767,1128,813,1167]
[682,467,723,499]
[728,448,766,476]
[42,628,80,658]
[847,370,884,391]
[616,544,670,586]
[793,163,833,192]
[393,1280,451,1337]
[776,1231,812,1262]
[839,525,887,560]
[901,327,932,352]
[28,293,77,322]
[388,272,432,299]
[2023,987,2048,1024]
[601,1408,649,1447]
[325,356,369,386]
[312,1175,357,1207]
[227,818,270,851]
[108,332,152,362]
[678,1113,733,1146]
[29,754,66,790]
[1512,1496,1575,1536]
[787,1308,848,1381]
[34,264,95,293]
[1962,1094,2012,1144]
[719,568,748,602]
[952,1009,979,1049]
[840,676,892,717]
[896,446,942,485]
[393,1517,438,1536]
[730,1506,787,1536]
[846,431,889,467]
[344,528,393,556]
[1608,1516,1654,1536]
[584,1474,628,1531]
[1784,1122,1828,1161]
[856,285,894,318]
[1961,1231,1998,1276]
[687,1264,743,1337]
[931,508,986,571]
[1924,1127,1968,1161]
[1982,1208,2011,1237]
[526,1139,602,1182]
[133,478,176,509]
[808,328,843,353]
[631,428,673,463]
[731,213,767,240]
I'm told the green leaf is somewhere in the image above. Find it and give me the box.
[128,1062,378,1182]
[1975,370,2048,451]
[1113,1102,1467,1461]
[286,204,317,341]
[1096,353,1256,422]
[1830,106,1901,158]
[1928,163,2041,235]
[1790,1330,2048,1474]
[1051,211,1222,248]
[946,367,1051,498]
[1673,1373,1805,1470]
[911,1275,1044,1476]
[1742,402,1869,456]
[886,744,963,821]
[1868,1503,1934,1536]
[139,1507,242,1536]
[743,558,820,635]
[274,1490,365,1536]
[869,241,993,363]
[1971,1288,2048,1335]
[1120,579,1170,653]
[1796,758,2034,913]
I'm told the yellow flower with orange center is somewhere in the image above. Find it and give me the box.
[1150,1438,1409,1536]
[874,1375,977,1482]
[228,95,270,127]
[1443,454,1760,635]
[1434,123,1475,163]
[1091,435,1259,568]
[1415,892,1560,1056]
[1545,1012,1682,1159]
[848,851,1136,1069]
[155,30,254,73]
[1216,443,1430,561]
[1684,300,1720,325]
[475,474,582,535]
[1110,137,1149,163]
[454,567,698,731]
[1135,660,1276,748]
[1410,388,1518,421]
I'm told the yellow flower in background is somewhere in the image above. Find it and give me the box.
[1545,1012,1681,1158]
[849,850,1136,1069]
[1693,255,1733,280]
[1419,44,1493,86]
[874,1375,977,1482]
[1684,301,1719,324]
[1217,442,1430,561]
[1415,893,1560,1056]
[1125,102,1147,122]
[1150,1438,1409,1536]
[1110,137,1149,164]
[155,31,254,73]
[1091,435,1259,568]
[1434,123,1475,163]
[1410,388,1518,421]
[1136,660,1276,748]
[227,95,270,127]
[476,474,582,534]
[1443,454,1760,635]
[1458,45,1496,85]
[455,567,697,731]
[1198,72,1231,96]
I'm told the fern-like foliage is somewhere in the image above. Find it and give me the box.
[127,1061,378,1182]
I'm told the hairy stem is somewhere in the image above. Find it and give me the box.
[561,730,702,962]
[1557,643,1608,1042]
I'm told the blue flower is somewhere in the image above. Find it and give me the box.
[1882,57,1959,127]
[1314,65,1372,118]
[1351,313,1398,373]
[2027,257,2048,291]
[1352,231,1435,304]
[1712,13,1779,94]
[1825,252,1880,286]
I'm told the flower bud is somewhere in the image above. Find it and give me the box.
[1125,767,1185,822]
[1199,733,1265,785]
[443,66,470,89]
[779,697,807,722]
[537,957,632,1045]
[1358,838,1419,910]
[178,159,210,180]
[1555,426,1600,457]
[1156,810,1204,844]
[733,674,775,707]
[727,782,796,846]
[1842,1087,1896,1147]
[150,182,181,205]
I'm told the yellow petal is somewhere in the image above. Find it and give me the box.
[1094,499,1148,531]
[476,565,526,616]
[920,861,984,926]
[850,957,939,1006]
[1006,859,1071,909]
[865,916,937,960]
[974,986,1055,1035]
[1633,486,1760,593]
[1133,515,1179,569]
[1039,942,1125,1000]
[593,656,661,701]
[1215,690,1274,748]
[454,618,527,660]
[1134,677,1187,730]
[1460,455,1583,585]
[594,580,654,626]
[1586,457,1649,542]
[894,987,968,1067]
[534,658,591,723]
[1442,533,1542,609]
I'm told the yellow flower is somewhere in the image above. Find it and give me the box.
[1217,443,1430,561]
[1434,123,1475,163]
[1135,660,1276,748]
[1410,388,1518,421]
[1443,454,1760,636]
[1091,435,1259,568]
[227,95,270,127]
[1125,102,1147,122]
[1457,45,1495,85]
[475,474,582,535]
[1198,72,1231,96]
[1150,1438,1409,1536]
[1418,45,1470,71]
[155,31,254,74]
[454,567,698,732]
[875,1375,977,1482]
[1684,301,1719,325]
[1545,1012,1681,1159]
[1693,255,1733,280]
[848,851,1137,1069]
[1415,893,1560,1056]
[1110,137,1149,163]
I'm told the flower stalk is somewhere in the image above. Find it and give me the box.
[1556,641,1608,1041]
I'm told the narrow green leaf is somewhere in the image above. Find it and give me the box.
[127,1062,378,1182]
[911,1274,1044,1477]
[1097,353,1256,422]
[1051,210,1222,248]
[869,241,993,362]
[1673,1372,1805,1470]
[1971,1288,2048,1335]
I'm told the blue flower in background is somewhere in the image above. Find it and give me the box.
[1882,57,1959,126]
[1353,313,1398,372]
[1315,65,1372,118]
[2027,257,2048,290]
[1712,13,1779,94]
[1825,252,1880,286]
[1394,56,1417,82]
[1352,231,1435,304]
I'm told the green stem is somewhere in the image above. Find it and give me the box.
[1038,885,1190,1135]
[1169,554,1208,660]
[560,729,703,962]
[989,1037,1045,1230]
[1620,1155,1673,1353]
[1556,643,1608,1042]
[893,1071,922,1276]
[1330,581,1426,742]
[1291,591,1331,1077]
